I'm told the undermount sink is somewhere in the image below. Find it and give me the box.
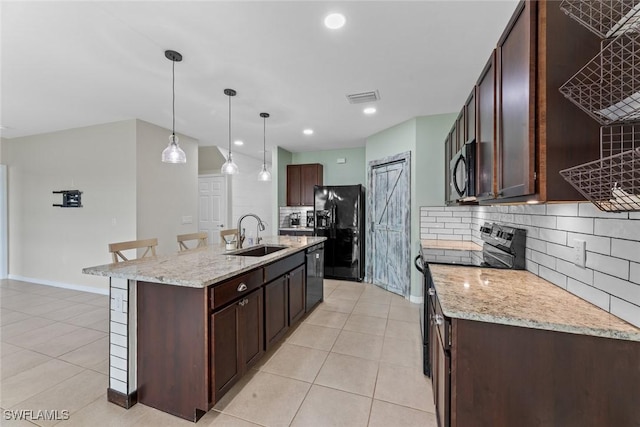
[227,245,287,257]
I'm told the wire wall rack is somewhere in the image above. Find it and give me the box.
[559,0,640,212]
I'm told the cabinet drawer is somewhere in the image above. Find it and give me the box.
[430,292,450,350]
[211,269,263,310]
[264,252,305,283]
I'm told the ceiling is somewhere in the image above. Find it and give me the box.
[1,1,519,160]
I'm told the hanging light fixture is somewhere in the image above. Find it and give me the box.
[221,88,239,175]
[258,112,272,181]
[161,50,186,164]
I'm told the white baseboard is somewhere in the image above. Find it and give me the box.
[6,274,109,295]
[409,295,423,304]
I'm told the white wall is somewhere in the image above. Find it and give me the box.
[5,121,138,291]
[136,120,199,255]
[226,150,273,242]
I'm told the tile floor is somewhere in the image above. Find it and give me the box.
[1,278,436,426]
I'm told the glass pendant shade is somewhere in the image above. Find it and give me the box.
[162,134,186,163]
[221,153,239,175]
[258,164,271,181]
[258,112,271,181]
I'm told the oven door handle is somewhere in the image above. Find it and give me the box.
[414,255,424,274]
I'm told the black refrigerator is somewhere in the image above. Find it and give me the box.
[314,185,365,281]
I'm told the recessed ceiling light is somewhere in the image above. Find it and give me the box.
[303,129,314,135]
[234,140,244,146]
[363,107,377,115]
[324,13,346,30]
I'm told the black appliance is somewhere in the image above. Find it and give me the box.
[313,185,365,281]
[449,140,476,201]
[306,211,314,228]
[415,222,527,377]
[306,243,324,311]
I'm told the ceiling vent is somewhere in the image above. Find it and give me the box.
[346,90,380,104]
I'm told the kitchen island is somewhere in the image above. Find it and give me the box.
[83,236,326,421]
[427,264,640,427]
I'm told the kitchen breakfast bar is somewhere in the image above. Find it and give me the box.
[83,236,326,422]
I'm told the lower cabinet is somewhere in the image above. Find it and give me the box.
[211,287,263,400]
[288,264,306,325]
[264,275,289,350]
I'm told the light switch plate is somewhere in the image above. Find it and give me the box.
[573,239,586,267]
[182,215,193,224]
[113,294,123,312]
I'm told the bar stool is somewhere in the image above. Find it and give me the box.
[108,238,158,263]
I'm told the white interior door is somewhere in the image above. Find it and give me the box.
[198,175,228,244]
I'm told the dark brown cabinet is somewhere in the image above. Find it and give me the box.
[288,264,306,325]
[476,51,496,199]
[265,275,288,350]
[496,0,536,199]
[211,287,263,399]
[464,88,475,144]
[444,133,453,204]
[455,109,465,153]
[287,163,323,206]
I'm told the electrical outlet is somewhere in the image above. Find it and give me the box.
[113,294,123,312]
[573,239,586,268]
[182,215,193,224]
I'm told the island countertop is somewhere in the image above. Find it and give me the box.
[429,264,640,342]
[83,236,326,288]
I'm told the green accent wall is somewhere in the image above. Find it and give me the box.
[292,147,366,186]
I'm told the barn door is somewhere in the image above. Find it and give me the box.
[368,152,411,297]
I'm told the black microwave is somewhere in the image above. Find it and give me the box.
[449,140,476,200]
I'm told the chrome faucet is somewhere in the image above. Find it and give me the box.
[236,213,266,248]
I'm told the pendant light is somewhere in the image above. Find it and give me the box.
[258,112,272,181]
[161,50,187,164]
[221,88,239,175]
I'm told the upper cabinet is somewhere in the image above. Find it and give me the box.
[286,163,323,206]
[445,0,602,205]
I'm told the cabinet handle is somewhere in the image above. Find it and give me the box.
[434,314,444,325]
[238,298,249,307]
[427,288,436,296]
[237,283,247,292]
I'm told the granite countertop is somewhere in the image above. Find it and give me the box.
[83,236,326,289]
[421,239,482,251]
[429,264,640,342]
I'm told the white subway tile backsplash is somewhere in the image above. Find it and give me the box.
[566,232,610,255]
[111,312,127,324]
[428,211,452,217]
[110,355,127,371]
[526,260,539,275]
[586,253,629,280]
[110,343,127,359]
[527,237,547,253]
[445,222,470,229]
[593,272,640,306]
[546,243,574,263]
[556,259,594,286]
[538,266,567,289]
[578,202,629,219]
[610,297,640,326]
[421,216,436,223]
[110,378,127,394]
[546,203,579,217]
[509,204,546,215]
[111,367,127,383]
[436,216,462,223]
[531,250,556,270]
[611,239,640,263]
[557,216,594,234]
[437,234,462,241]
[530,215,557,229]
[110,332,127,348]
[566,278,609,311]
[594,218,640,240]
[630,263,640,285]
[452,211,473,217]
[630,212,640,220]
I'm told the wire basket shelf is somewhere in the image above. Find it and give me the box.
[601,122,640,157]
[560,147,640,212]
[560,0,640,39]
[559,31,640,125]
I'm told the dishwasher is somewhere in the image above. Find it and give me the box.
[306,243,324,311]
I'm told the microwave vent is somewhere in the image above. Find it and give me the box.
[346,90,380,104]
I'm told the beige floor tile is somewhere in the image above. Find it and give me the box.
[39,304,99,322]
[29,287,84,300]
[327,288,363,302]
[368,399,437,427]
[49,394,131,427]
[285,323,340,351]
[343,314,387,336]
[58,337,108,373]
[374,362,433,412]
[1,342,24,357]
[304,309,349,329]
[13,298,74,317]
[84,295,109,307]
[358,292,393,305]
[1,348,51,379]
[4,322,80,349]
[316,297,356,314]
[314,352,378,397]
[291,384,371,427]
[215,371,310,426]
[331,330,383,361]
[390,295,418,308]
[1,294,59,311]
[323,280,340,291]
[352,302,390,319]
[388,304,420,323]
[260,343,328,382]
[380,336,422,369]
[63,292,106,304]
[63,308,108,329]
[385,319,422,343]
[0,288,22,298]
[11,370,107,427]
[0,359,84,408]
[0,309,31,327]
[31,328,106,357]
[1,317,54,341]
[85,318,109,333]
[0,417,38,426]
[197,410,263,426]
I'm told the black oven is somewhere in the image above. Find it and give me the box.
[449,139,476,201]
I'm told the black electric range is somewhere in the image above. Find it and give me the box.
[414,222,527,376]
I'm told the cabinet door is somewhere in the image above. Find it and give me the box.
[465,88,476,144]
[444,134,452,204]
[241,288,264,369]
[288,264,306,325]
[301,164,323,206]
[456,109,465,151]
[211,302,240,398]
[496,1,535,199]
[287,165,301,206]
[428,296,439,405]
[436,331,451,427]
[265,275,289,350]
[476,51,496,199]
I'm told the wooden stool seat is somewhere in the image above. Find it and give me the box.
[177,232,208,251]
[108,238,158,263]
